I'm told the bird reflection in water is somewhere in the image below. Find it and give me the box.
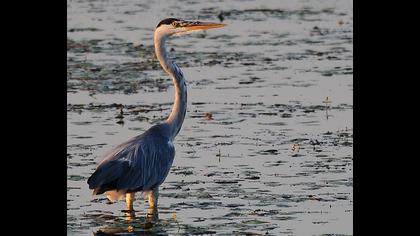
[93,209,164,236]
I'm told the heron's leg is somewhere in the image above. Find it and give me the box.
[126,192,135,211]
[125,211,135,222]
[147,188,159,209]
[146,208,159,221]
[146,188,159,220]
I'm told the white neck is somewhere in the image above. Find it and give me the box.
[154,30,187,141]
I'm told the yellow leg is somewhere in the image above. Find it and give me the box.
[146,189,159,220]
[147,189,159,209]
[126,192,135,211]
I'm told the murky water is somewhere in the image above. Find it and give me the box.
[67,0,353,235]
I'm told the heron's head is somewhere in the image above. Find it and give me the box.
[155,18,226,38]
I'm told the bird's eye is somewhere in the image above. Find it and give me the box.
[172,22,179,28]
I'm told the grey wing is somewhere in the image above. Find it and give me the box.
[87,133,175,194]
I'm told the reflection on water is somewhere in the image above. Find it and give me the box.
[91,210,168,236]
[68,0,352,235]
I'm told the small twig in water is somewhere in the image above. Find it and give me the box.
[323,96,332,119]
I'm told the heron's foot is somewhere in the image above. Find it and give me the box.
[122,210,136,222]
[146,207,159,221]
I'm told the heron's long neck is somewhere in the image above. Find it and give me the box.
[154,34,187,141]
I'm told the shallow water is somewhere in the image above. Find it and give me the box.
[67,0,353,235]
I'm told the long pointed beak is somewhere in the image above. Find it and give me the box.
[183,21,226,31]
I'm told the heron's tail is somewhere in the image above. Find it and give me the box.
[87,160,128,195]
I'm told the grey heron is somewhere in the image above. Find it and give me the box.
[87,18,225,216]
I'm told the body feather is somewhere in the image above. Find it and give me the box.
[87,123,175,196]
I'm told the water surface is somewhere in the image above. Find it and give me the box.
[67,0,353,235]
